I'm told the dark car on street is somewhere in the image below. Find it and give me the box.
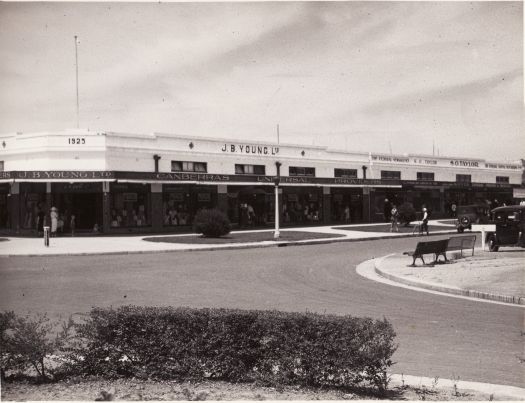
[456,204,490,233]
[486,205,525,252]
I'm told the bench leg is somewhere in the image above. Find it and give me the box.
[420,256,425,265]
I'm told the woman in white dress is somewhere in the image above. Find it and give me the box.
[50,207,58,237]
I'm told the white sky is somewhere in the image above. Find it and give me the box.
[0,1,523,160]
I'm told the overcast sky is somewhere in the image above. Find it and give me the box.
[0,1,523,161]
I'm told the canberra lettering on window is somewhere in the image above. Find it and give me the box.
[456,174,471,183]
[289,166,315,177]
[380,170,401,180]
[171,161,207,173]
[334,168,357,178]
[417,172,434,181]
[235,164,266,175]
[496,176,509,184]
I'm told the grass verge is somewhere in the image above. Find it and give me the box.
[143,230,343,244]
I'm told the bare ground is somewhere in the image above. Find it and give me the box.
[0,377,512,401]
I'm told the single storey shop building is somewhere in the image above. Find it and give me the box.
[0,129,523,234]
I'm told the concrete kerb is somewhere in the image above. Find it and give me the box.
[374,254,525,306]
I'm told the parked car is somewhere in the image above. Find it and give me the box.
[456,204,490,233]
[486,205,525,252]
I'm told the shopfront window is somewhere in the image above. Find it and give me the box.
[20,183,47,230]
[235,164,265,175]
[282,188,322,224]
[227,186,273,227]
[331,189,362,223]
[110,183,151,227]
[162,184,217,226]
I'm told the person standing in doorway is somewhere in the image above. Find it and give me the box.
[344,205,351,223]
[50,207,58,237]
[37,206,46,236]
[70,214,76,236]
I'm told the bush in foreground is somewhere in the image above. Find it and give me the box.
[0,311,72,381]
[66,306,397,392]
[193,208,231,237]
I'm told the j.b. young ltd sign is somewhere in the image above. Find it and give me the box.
[221,143,279,156]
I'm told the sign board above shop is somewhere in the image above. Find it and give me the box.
[117,171,400,186]
[2,170,519,189]
[7,171,115,180]
[369,155,521,170]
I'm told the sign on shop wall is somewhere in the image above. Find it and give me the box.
[370,155,520,170]
[221,143,279,156]
[13,171,115,180]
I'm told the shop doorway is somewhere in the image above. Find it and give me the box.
[54,193,103,232]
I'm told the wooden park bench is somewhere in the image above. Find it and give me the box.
[446,235,476,258]
[403,239,449,266]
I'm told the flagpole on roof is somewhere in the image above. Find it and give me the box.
[74,35,80,129]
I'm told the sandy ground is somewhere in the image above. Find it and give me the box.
[1,377,519,401]
[379,249,524,298]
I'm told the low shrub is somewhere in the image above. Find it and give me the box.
[397,202,416,226]
[66,306,397,391]
[0,311,72,381]
[193,208,231,238]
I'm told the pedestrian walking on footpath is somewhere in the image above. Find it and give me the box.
[390,205,399,232]
[420,206,429,235]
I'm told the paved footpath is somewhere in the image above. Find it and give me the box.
[0,220,456,256]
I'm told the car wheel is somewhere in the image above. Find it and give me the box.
[488,237,499,252]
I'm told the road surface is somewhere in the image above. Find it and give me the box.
[0,237,523,387]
